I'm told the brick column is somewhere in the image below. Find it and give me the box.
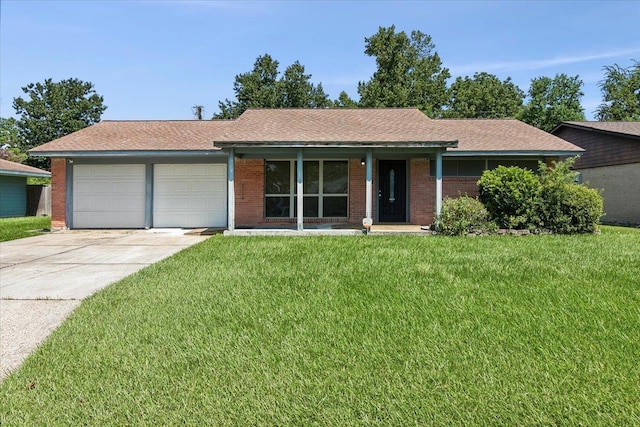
[235,159,265,227]
[50,158,67,229]
[409,158,434,225]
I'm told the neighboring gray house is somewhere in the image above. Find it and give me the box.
[552,121,640,225]
[0,159,51,218]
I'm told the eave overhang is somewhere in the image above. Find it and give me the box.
[0,170,51,178]
[444,150,584,157]
[214,140,459,149]
[551,123,640,140]
[28,150,225,158]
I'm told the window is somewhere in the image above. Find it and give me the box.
[430,158,542,176]
[430,159,485,177]
[487,159,539,171]
[265,160,348,218]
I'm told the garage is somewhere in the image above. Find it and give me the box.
[153,163,227,228]
[73,164,146,228]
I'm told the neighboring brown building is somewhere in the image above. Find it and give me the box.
[552,121,640,225]
[30,109,583,231]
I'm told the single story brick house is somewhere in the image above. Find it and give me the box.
[552,121,640,225]
[0,159,51,218]
[30,108,583,230]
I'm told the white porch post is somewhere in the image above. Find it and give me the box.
[227,148,235,231]
[435,149,443,217]
[365,148,373,220]
[296,149,304,231]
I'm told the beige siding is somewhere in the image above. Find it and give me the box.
[581,163,640,225]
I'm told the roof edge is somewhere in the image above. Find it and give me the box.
[445,150,584,157]
[28,150,226,158]
[551,122,640,140]
[214,141,458,148]
[0,170,51,178]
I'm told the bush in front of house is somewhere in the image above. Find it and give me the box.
[477,166,542,229]
[540,183,603,234]
[538,158,604,234]
[476,157,604,234]
[436,196,496,235]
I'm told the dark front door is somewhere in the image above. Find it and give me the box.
[378,160,407,222]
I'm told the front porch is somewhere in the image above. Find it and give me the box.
[221,148,452,233]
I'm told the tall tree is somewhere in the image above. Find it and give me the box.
[443,72,524,118]
[279,61,330,108]
[357,26,450,117]
[213,54,330,119]
[596,61,640,121]
[520,74,585,132]
[0,117,26,163]
[13,78,106,169]
[332,91,358,108]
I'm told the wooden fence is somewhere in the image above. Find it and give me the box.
[26,185,51,217]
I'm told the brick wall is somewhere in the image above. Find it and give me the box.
[413,176,480,225]
[443,177,480,199]
[348,158,377,222]
[50,158,66,228]
[409,158,433,224]
[234,158,265,227]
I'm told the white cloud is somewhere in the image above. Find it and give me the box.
[449,47,640,76]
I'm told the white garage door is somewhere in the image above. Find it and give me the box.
[153,164,227,228]
[73,164,146,228]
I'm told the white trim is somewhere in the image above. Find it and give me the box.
[365,149,373,221]
[297,150,304,231]
[435,150,443,217]
[227,148,235,231]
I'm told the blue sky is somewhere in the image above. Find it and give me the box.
[1,0,639,121]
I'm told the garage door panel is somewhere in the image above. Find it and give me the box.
[73,164,146,228]
[153,164,227,228]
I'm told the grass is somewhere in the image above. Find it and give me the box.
[0,216,51,242]
[1,227,639,425]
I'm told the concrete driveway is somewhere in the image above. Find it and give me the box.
[0,229,209,379]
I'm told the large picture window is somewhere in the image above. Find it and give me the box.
[265,160,348,218]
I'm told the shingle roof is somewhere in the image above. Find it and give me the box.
[439,119,584,153]
[213,108,457,144]
[0,159,51,177]
[29,109,584,155]
[30,120,229,153]
[554,121,640,139]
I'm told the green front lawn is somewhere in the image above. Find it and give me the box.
[0,216,50,242]
[1,227,639,425]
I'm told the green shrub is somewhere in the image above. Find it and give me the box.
[541,183,603,234]
[477,166,542,229]
[538,157,604,234]
[436,196,496,235]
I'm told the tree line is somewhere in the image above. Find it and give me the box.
[213,25,640,130]
[2,25,639,171]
